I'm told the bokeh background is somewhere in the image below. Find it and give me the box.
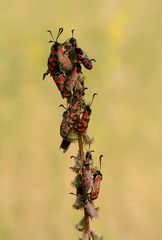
[1,0,162,239]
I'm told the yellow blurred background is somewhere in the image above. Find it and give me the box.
[0,0,162,239]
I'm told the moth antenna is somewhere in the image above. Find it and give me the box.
[56,27,63,42]
[71,29,75,37]
[47,30,55,42]
[70,192,77,196]
[91,58,96,62]
[83,87,88,91]
[90,150,94,154]
[99,155,103,169]
[59,104,66,110]
[89,93,97,106]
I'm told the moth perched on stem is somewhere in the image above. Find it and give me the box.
[43,28,103,240]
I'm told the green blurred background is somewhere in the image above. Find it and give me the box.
[0,0,162,239]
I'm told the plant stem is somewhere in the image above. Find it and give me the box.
[77,133,91,240]
[77,134,84,165]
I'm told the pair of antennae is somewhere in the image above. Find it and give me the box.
[84,144,103,170]
[70,152,103,170]
[47,28,75,42]
[59,92,97,110]
[47,27,63,43]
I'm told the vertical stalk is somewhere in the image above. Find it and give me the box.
[77,133,91,240]
[77,133,84,165]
